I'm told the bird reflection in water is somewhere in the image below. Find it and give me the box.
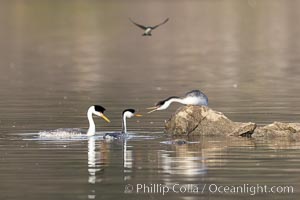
[123,139,133,181]
[87,136,133,198]
[159,144,208,178]
[87,137,98,199]
[88,137,100,184]
[87,137,109,199]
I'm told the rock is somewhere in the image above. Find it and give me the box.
[254,122,300,139]
[161,139,189,145]
[164,106,256,137]
[164,106,300,139]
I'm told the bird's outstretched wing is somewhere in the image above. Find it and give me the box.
[129,18,147,30]
[151,18,169,29]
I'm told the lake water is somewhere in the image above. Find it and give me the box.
[0,0,300,199]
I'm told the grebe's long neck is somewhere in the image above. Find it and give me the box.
[87,107,96,136]
[170,98,185,104]
[163,98,185,109]
[122,115,127,134]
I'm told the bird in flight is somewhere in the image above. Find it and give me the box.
[129,18,169,36]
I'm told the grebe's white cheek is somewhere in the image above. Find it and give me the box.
[93,111,102,117]
[125,112,134,118]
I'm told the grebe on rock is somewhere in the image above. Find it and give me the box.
[147,90,208,113]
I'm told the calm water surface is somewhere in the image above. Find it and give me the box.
[1,0,300,199]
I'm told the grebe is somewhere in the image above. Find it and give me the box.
[103,109,142,139]
[147,90,208,113]
[39,105,110,138]
[129,18,169,36]
[86,105,110,136]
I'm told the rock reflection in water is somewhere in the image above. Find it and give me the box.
[158,136,256,179]
[159,146,207,176]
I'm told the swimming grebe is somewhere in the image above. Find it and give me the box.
[86,105,110,136]
[39,105,110,138]
[103,109,142,139]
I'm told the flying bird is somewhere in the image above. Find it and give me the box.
[129,18,169,36]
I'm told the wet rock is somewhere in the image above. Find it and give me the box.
[254,122,300,139]
[165,106,256,137]
[171,139,188,145]
[161,139,189,145]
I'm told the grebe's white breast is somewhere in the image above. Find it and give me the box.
[186,96,208,106]
[184,90,208,106]
[183,96,203,105]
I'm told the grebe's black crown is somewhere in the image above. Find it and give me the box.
[122,109,135,115]
[94,105,106,113]
[155,100,165,107]
[155,96,179,106]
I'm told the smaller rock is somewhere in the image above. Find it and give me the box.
[254,122,300,139]
[161,139,201,145]
[172,139,188,145]
[161,139,188,145]
[229,122,257,137]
